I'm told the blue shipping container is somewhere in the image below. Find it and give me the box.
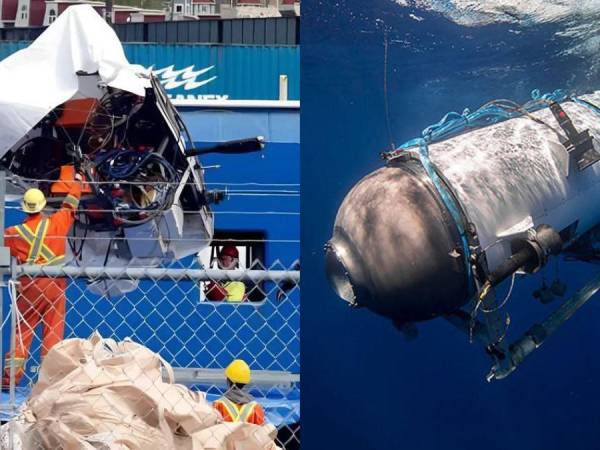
[0,42,299,101]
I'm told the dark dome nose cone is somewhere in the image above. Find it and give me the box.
[325,227,374,306]
[324,239,357,305]
[325,160,470,322]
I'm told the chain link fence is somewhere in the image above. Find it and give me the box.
[0,259,300,448]
[0,168,300,448]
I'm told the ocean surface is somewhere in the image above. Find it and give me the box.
[302,1,600,449]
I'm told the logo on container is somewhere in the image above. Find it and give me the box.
[149,64,229,100]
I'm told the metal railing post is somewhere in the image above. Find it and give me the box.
[0,171,15,449]
[0,171,4,396]
[8,257,15,450]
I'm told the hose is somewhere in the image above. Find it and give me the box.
[92,150,179,226]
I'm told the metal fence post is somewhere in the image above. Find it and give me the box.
[0,171,15,450]
[0,174,300,448]
[0,171,4,396]
[8,255,15,410]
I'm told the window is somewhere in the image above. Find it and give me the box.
[195,4,216,15]
[197,231,267,303]
[48,9,56,23]
[175,4,183,12]
[20,5,27,19]
[236,0,266,5]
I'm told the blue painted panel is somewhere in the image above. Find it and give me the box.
[200,142,300,247]
[181,109,299,144]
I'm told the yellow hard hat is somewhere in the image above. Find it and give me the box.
[225,359,251,384]
[22,189,46,214]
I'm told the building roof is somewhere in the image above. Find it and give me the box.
[45,0,165,15]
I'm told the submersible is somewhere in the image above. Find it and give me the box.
[326,92,600,324]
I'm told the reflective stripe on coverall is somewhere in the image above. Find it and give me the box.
[213,397,265,425]
[2,182,81,386]
[205,281,247,302]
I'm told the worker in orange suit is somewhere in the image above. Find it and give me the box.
[213,359,265,425]
[2,172,82,387]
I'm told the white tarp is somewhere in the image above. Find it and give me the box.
[0,5,149,157]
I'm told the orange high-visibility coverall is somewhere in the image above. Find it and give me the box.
[213,397,265,425]
[3,181,81,386]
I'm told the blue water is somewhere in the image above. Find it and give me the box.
[302,1,600,449]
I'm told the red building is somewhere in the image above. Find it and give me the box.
[0,0,298,27]
[1,0,165,27]
[172,0,300,20]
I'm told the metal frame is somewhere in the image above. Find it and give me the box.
[445,270,600,381]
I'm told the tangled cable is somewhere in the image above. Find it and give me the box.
[89,149,180,227]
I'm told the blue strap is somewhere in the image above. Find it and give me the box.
[413,140,473,288]
[389,88,582,291]
[402,89,570,148]
[571,96,600,117]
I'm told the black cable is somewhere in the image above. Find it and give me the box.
[69,211,89,263]
[102,237,113,267]
[88,149,179,226]
[383,29,395,152]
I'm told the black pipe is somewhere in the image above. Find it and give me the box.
[186,137,265,157]
[486,224,562,289]
[486,245,538,287]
